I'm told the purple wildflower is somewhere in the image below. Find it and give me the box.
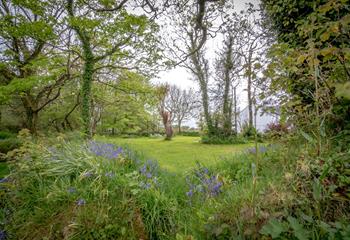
[186,189,194,197]
[76,198,86,206]
[0,177,9,183]
[105,172,115,178]
[0,230,6,240]
[67,187,77,194]
[88,141,123,160]
[186,164,223,200]
[83,171,94,178]
[138,160,159,190]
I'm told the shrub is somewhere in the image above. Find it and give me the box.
[0,131,15,140]
[0,138,21,154]
[178,131,200,137]
[264,122,290,139]
[201,135,247,144]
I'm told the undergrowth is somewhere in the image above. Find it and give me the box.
[0,131,349,239]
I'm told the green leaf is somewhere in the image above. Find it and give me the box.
[320,31,330,42]
[297,54,307,64]
[300,130,315,144]
[260,218,287,238]
[312,178,322,201]
[287,216,309,240]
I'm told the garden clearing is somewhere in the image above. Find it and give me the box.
[98,136,254,173]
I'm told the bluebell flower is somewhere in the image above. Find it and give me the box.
[0,177,9,183]
[105,172,115,178]
[76,198,86,206]
[83,171,94,178]
[186,189,194,197]
[247,146,268,154]
[0,230,6,240]
[88,141,123,160]
[186,165,223,200]
[67,187,77,194]
[259,146,267,153]
[140,165,147,174]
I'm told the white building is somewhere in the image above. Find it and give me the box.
[237,105,279,132]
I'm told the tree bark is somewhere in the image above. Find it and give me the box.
[67,0,95,138]
[25,108,38,134]
[178,120,181,134]
[161,110,173,140]
[222,36,233,136]
[234,86,238,134]
[247,52,253,128]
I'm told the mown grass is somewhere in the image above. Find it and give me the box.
[98,136,254,173]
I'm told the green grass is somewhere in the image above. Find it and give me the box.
[98,136,253,173]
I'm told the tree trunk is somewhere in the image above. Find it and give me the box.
[247,53,253,128]
[81,48,94,138]
[199,78,214,135]
[161,111,173,140]
[25,109,38,135]
[22,95,39,134]
[67,0,94,139]
[234,86,238,134]
[164,121,173,140]
[178,120,181,134]
[222,36,233,136]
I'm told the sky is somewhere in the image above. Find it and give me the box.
[152,0,259,127]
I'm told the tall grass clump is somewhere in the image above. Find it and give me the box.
[0,136,179,239]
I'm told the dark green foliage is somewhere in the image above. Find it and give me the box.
[0,138,21,153]
[0,162,9,177]
[178,131,200,137]
[0,131,15,140]
[201,135,247,144]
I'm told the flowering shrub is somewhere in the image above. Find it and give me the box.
[186,164,223,201]
[264,122,290,139]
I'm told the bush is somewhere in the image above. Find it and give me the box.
[201,135,247,144]
[0,138,21,154]
[0,131,15,140]
[264,122,290,139]
[178,131,200,137]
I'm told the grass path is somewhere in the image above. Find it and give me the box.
[98,136,253,172]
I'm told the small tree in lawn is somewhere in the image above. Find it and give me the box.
[157,84,173,140]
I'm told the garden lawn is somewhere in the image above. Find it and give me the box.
[98,136,254,173]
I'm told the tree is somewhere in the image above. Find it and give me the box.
[157,84,173,140]
[173,88,198,133]
[261,0,350,141]
[165,0,228,136]
[0,0,74,134]
[231,5,269,128]
[94,70,157,136]
[163,85,198,133]
[213,31,241,136]
[66,0,162,138]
